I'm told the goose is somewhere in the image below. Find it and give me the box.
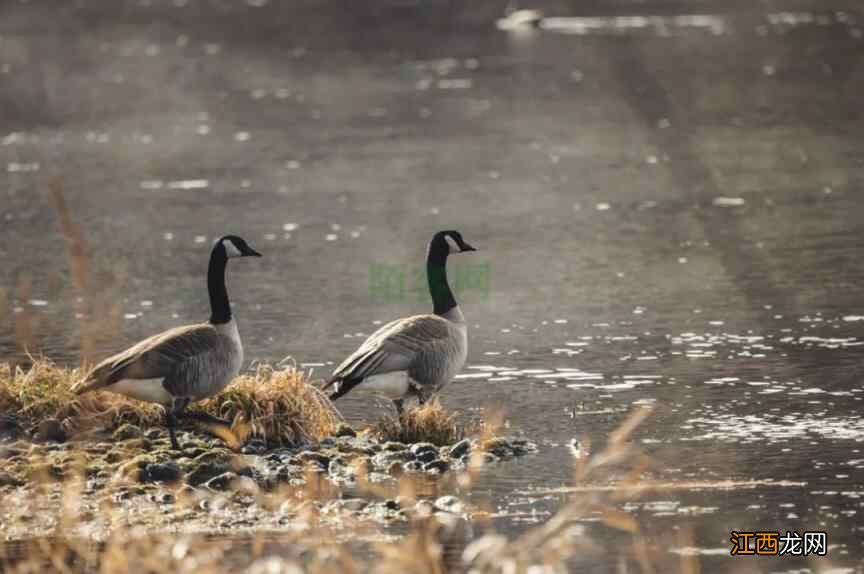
[324,230,476,416]
[72,235,262,449]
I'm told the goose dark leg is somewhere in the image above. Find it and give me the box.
[165,409,180,450]
[392,399,404,418]
[167,397,191,451]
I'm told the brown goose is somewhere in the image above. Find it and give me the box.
[72,235,261,449]
[324,230,476,416]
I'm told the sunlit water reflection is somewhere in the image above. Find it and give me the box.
[2,0,863,570]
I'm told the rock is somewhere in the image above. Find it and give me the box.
[402,461,424,473]
[383,499,401,511]
[448,439,471,459]
[481,438,514,458]
[112,424,143,441]
[296,451,331,468]
[143,428,163,440]
[333,423,356,438]
[205,471,238,491]
[367,472,392,483]
[335,437,377,456]
[410,442,438,456]
[144,461,181,483]
[423,460,450,474]
[184,449,243,486]
[414,450,439,464]
[382,441,409,452]
[0,413,20,440]
[0,471,23,487]
[149,492,176,504]
[508,438,537,455]
[434,495,464,514]
[232,475,260,496]
[372,450,415,469]
[35,419,66,443]
[241,439,267,455]
[274,464,304,483]
[341,498,368,512]
[413,500,436,516]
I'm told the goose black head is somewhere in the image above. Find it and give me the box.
[432,230,477,255]
[218,235,262,258]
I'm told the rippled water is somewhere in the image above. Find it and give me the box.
[2,0,863,570]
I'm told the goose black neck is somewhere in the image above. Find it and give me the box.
[207,245,232,324]
[427,243,457,316]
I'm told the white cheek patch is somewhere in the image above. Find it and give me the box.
[445,235,461,253]
[223,240,243,258]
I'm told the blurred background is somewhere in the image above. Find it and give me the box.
[2,0,863,569]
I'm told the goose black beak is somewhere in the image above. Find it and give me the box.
[462,243,477,252]
[243,247,263,257]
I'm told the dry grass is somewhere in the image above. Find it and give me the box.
[372,400,475,446]
[200,363,341,445]
[0,359,340,444]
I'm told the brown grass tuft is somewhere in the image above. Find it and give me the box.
[199,363,341,445]
[373,400,473,446]
[0,360,340,445]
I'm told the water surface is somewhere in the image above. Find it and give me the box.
[2,0,863,570]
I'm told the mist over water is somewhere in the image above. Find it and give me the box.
[2,0,864,569]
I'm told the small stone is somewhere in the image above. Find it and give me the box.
[334,423,356,438]
[0,471,23,487]
[367,472,392,483]
[382,441,408,452]
[448,439,471,459]
[144,428,164,440]
[423,460,450,474]
[341,498,368,512]
[274,464,303,483]
[187,462,231,486]
[35,419,66,443]
[383,498,401,511]
[414,500,436,516]
[402,461,424,473]
[150,492,176,504]
[232,475,260,496]
[410,443,438,456]
[414,450,439,464]
[112,424,143,441]
[205,471,238,491]
[372,450,415,469]
[481,437,514,458]
[434,495,464,514]
[296,451,331,468]
[144,461,181,483]
[241,439,267,455]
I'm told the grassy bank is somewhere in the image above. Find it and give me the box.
[0,360,341,445]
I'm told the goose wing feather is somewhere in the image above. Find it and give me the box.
[328,315,452,384]
[73,324,222,394]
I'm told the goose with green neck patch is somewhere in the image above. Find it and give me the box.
[325,230,477,416]
[72,235,262,449]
